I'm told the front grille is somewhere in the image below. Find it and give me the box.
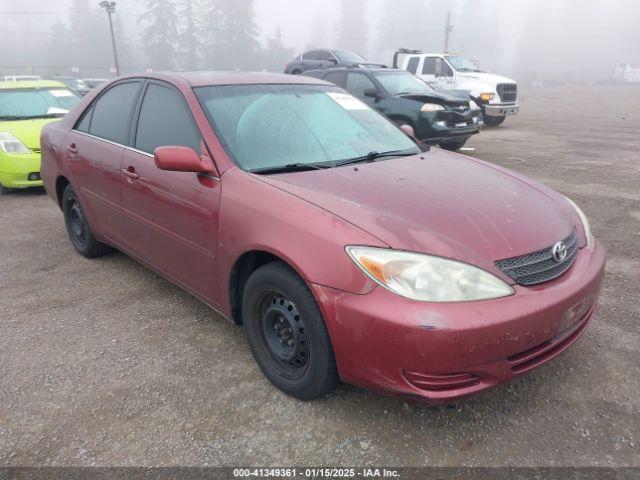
[495,230,578,286]
[497,83,517,103]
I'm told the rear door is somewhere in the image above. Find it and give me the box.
[120,81,221,302]
[65,80,142,244]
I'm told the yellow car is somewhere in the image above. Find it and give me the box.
[0,80,80,194]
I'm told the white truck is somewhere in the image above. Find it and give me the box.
[393,49,519,127]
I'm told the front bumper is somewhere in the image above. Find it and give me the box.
[484,102,519,117]
[0,152,43,189]
[311,239,606,404]
[418,110,482,144]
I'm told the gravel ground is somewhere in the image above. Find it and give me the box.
[0,85,639,467]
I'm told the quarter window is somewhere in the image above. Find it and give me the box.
[135,83,201,154]
[422,58,437,75]
[89,81,141,144]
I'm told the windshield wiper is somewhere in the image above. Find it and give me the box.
[23,113,66,119]
[0,115,24,120]
[335,148,418,167]
[249,162,331,175]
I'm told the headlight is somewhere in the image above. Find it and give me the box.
[346,246,514,302]
[564,196,594,249]
[480,92,494,102]
[421,103,445,112]
[469,99,480,110]
[0,132,30,154]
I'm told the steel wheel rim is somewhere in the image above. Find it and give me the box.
[259,292,310,378]
[67,196,87,247]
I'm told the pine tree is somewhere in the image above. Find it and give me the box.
[177,0,201,70]
[336,0,368,58]
[200,0,260,71]
[140,0,179,70]
[262,27,295,72]
[68,0,111,73]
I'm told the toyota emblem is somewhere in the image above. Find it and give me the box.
[552,241,568,263]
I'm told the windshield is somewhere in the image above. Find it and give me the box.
[0,87,80,119]
[333,50,366,63]
[195,84,418,172]
[445,56,480,72]
[374,71,435,96]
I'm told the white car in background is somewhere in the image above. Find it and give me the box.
[394,49,519,127]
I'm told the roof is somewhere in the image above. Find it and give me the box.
[305,66,407,75]
[0,80,70,90]
[163,71,329,87]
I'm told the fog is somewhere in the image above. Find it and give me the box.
[1,0,639,83]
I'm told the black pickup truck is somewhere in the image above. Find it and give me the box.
[304,67,482,150]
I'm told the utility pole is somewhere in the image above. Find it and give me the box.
[99,1,120,77]
[444,10,453,53]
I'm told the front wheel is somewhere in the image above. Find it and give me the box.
[62,184,112,258]
[0,184,15,195]
[242,262,339,400]
[483,115,506,127]
[439,138,467,151]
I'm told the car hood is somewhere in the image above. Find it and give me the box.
[255,150,578,276]
[398,91,468,106]
[0,118,60,150]
[457,71,517,86]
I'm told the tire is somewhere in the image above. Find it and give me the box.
[62,184,112,258]
[483,115,506,127]
[439,139,467,151]
[242,262,339,400]
[291,69,302,75]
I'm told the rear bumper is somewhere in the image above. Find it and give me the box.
[311,239,606,404]
[0,153,43,189]
[484,103,519,117]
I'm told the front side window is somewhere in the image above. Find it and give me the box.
[422,58,437,75]
[195,84,418,172]
[89,81,141,144]
[406,57,420,74]
[346,73,376,99]
[0,87,80,120]
[135,83,201,154]
[317,51,336,62]
[333,50,366,63]
[374,71,435,96]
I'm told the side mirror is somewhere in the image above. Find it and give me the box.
[154,146,212,173]
[364,87,380,99]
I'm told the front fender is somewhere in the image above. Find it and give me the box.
[216,168,387,316]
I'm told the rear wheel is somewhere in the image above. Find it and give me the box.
[483,115,506,127]
[439,138,467,151]
[62,184,112,258]
[291,69,302,75]
[242,262,339,400]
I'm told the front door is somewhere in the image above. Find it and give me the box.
[120,81,221,303]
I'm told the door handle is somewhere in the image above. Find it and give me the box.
[67,143,79,155]
[121,166,139,180]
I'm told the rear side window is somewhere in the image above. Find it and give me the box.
[89,81,141,144]
[406,56,420,74]
[303,51,321,61]
[324,71,347,88]
[422,58,437,75]
[134,83,201,154]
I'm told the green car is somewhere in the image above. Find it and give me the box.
[0,80,80,194]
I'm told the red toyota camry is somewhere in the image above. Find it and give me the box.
[41,72,605,404]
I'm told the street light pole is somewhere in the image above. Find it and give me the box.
[444,10,453,53]
[99,1,120,77]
